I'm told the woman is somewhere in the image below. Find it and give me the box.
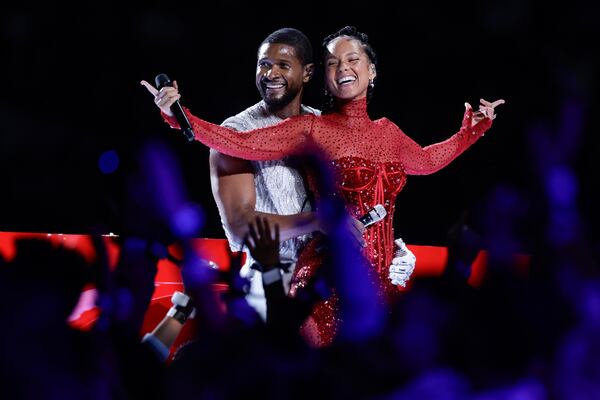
[143,26,504,346]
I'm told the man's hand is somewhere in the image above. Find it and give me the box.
[140,79,181,117]
[389,238,416,287]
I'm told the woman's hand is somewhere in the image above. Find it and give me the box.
[140,79,181,117]
[469,98,505,126]
[389,238,416,287]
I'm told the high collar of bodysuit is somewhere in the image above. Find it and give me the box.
[335,97,369,118]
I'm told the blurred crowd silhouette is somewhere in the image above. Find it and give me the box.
[2,1,599,398]
[2,93,599,399]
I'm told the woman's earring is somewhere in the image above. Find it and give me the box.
[369,78,374,88]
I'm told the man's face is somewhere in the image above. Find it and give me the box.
[255,43,309,109]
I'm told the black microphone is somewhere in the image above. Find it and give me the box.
[359,204,387,227]
[155,73,195,142]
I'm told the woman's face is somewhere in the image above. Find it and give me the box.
[324,36,375,101]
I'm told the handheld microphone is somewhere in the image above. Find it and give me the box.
[154,73,195,142]
[359,204,387,227]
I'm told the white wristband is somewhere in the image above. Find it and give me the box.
[171,291,190,307]
[166,307,178,319]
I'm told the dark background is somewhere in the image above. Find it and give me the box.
[1,1,598,250]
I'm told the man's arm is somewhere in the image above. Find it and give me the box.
[209,149,320,245]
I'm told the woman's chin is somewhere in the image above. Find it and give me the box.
[331,87,367,101]
[336,93,365,102]
[333,91,356,101]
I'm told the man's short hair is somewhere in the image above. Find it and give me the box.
[260,28,313,65]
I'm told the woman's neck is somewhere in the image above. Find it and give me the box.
[334,97,369,118]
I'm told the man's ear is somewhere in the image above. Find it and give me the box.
[303,63,315,83]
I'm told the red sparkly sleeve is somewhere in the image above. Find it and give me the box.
[161,107,315,161]
[161,110,179,128]
[393,107,493,175]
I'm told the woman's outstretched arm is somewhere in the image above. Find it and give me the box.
[184,110,314,161]
[393,99,504,175]
[141,79,315,161]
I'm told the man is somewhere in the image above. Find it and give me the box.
[141,28,415,321]
[208,28,323,318]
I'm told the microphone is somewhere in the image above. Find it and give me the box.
[155,73,195,142]
[358,204,387,227]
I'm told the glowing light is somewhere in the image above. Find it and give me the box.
[98,150,119,174]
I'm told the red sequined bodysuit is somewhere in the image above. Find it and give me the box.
[167,98,492,346]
